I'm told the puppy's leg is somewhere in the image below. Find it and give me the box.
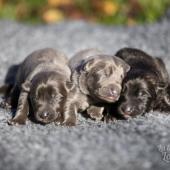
[8,90,29,125]
[63,102,77,126]
[0,84,13,109]
[86,106,104,121]
[8,82,30,125]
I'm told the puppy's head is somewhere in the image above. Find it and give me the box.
[118,78,154,118]
[82,55,130,103]
[29,72,71,124]
[154,83,170,112]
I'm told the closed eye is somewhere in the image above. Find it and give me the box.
[138,90,150,97]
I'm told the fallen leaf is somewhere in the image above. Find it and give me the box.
[102,1,119,15]
[42,9,64,23]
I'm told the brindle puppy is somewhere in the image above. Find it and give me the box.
[0,48,72,125]
[105,48,169,120]
[63,49,130,125]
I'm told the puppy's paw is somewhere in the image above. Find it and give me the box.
[104,115,117,123]
[62,117,76,126]
[7,118,26,126]
[0,100,11,109]
[87,106,104,121]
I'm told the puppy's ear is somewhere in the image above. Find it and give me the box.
[114,56,130,73]
[123,62,130,73]
[83,58,98,72]
[155,57,169,83]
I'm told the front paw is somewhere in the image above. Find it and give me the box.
[62,117,76,126]
[87,107,104,121]
[104,115,117,123]
[7,118,26,126]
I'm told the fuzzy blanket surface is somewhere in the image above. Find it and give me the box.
[0,18,170,170]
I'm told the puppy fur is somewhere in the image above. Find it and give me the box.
[63,48,130,125]
[1,48,72,125]
[105,48,170,120]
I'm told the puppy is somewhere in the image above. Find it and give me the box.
[63,48,130,125]
[1,48,72,125]
[106,48,169,120]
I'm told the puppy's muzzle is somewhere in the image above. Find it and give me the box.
[40,112,50,119]
[121,105,133,114]
[120,104,139,118]
[98,85,121,102]
[36,110,59,124]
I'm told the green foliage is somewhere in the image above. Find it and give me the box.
[0,0,170,25]
[138,0,170,23]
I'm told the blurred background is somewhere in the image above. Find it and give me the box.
[0,0,170,25]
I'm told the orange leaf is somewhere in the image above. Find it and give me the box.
[42,9,64,23]
[102,1,119,16]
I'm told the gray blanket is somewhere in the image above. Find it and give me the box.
[0,19,170,170]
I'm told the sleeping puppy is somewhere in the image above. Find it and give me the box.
[105,48,169,120]
[1,48,72,125]
[63,48,130,125]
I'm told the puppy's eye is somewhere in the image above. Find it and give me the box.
[121,74,124,79]
[138,91,147,97]
[51,94,56,99]
[52,93,64,100]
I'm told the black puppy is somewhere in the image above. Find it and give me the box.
[106,48,169,119]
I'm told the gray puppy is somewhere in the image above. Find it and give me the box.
[3,48,72,125]
[63,49,130,125]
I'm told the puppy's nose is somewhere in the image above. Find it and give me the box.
[109,86,120,98]
[121,105,133,115]
[110,89,119,98]
[40,112,50,119]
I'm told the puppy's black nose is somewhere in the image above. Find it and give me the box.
[121,105,133,115]
[40,112,50,119]
[110,89,119,97]
[109,86,120,99]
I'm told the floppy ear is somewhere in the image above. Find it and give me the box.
[114,56,130,73]
[123,62,130,73]
[155,57,169,82]
[83,58,98,72]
